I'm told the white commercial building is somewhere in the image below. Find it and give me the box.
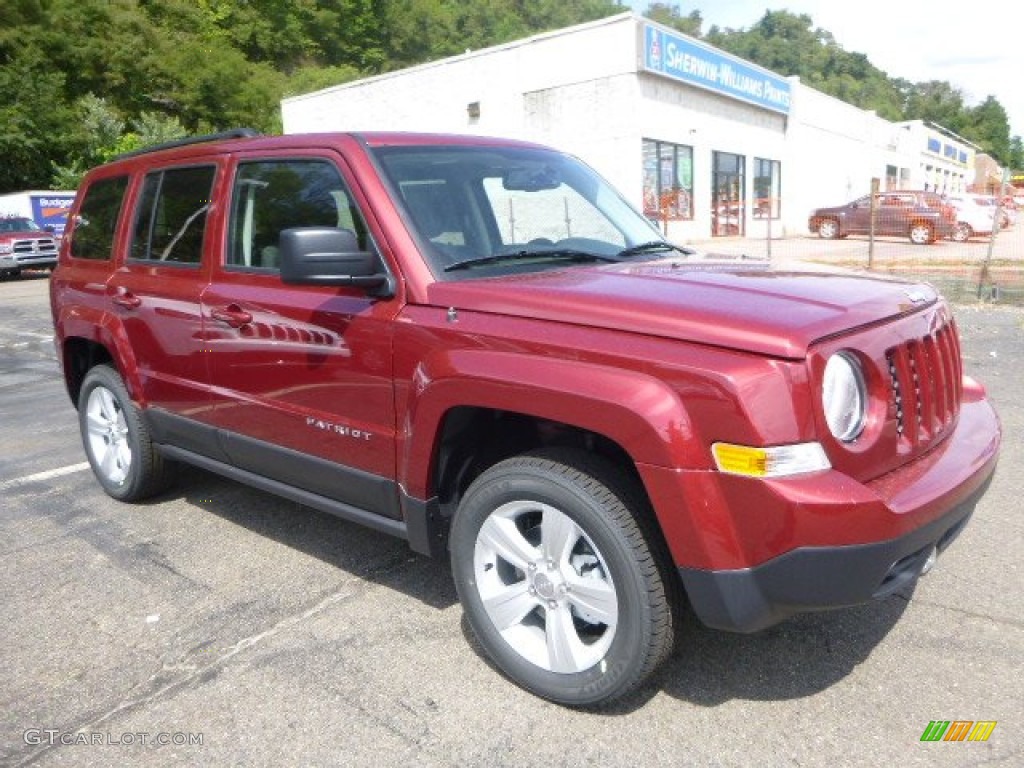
[282,12,977,242]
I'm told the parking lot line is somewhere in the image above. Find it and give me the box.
[0,462,90,491]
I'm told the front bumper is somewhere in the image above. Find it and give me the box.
[648,393,1000,633]
[678,472,991,632]
[0,252,57,270]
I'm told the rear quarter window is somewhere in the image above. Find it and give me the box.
[69,176,130,260]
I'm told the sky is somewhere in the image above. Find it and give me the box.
[626,1,1024,140]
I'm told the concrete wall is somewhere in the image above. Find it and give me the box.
[282,13,640,144]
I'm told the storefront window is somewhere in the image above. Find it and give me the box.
[753,158,781,219]
[885,164,899,190]
[642,139,693,221]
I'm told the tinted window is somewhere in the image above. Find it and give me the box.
[0,217,41,232]
[69,176,129,260]
[226,159,369,271]
[131,166,216,264]
[373,145,657,276]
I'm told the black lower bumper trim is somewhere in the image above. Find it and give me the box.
[678,473,993,633]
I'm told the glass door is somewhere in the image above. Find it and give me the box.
[711,151,746,237]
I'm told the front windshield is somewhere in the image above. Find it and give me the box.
[371,144,666,277]
[0,217,41,233]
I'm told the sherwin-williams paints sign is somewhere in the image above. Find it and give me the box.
[641,24,791,115]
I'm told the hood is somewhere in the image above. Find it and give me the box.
[0,229,51,239]
[424,260,937,359]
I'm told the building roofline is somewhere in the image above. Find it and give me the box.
[281,11,636,105]
[898,119,983,150]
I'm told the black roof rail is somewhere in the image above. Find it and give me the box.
[114,128,262,160]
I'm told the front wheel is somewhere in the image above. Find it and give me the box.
[450,449,675,707]
[817,219,840,239]
[79,364,174,501]
[909,222,935,244]
[951,222,972,242]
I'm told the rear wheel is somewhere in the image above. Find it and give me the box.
[79,364,174,501]
[817,219,840,239]
[909,222,935,244]
[450,449,675,707]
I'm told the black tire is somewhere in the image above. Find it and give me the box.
[450,448,675,707]
[78,364,174,501]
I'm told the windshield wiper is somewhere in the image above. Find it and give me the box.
[443,249,621,273]
[616,241,695,259]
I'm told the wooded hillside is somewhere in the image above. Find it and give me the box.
[1,0,1018,193]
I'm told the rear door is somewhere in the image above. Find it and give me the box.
[107,162,221,449]
[201,150,401,518]
[876,193,914,237]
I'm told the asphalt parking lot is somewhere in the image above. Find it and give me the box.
[1,262,1021,767]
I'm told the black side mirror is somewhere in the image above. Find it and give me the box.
[279,227,393,297]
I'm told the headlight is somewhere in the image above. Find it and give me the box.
[0,243,12,254]
[822,352,867,442]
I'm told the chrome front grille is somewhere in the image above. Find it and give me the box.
[13,238,57,254]
[886,318,962,449]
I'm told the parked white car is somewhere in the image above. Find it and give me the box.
[945,193,997,241]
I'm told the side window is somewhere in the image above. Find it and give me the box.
[69,176,129,260]
[131,166,216,264]
[227,159,369,270]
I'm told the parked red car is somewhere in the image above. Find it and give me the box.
[808,190,957,244]
[51,131,1000,706]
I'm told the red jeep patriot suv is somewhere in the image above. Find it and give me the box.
[50,130,1000,706]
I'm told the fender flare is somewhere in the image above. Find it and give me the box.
[55,305,146,407]
[399,349,703,499]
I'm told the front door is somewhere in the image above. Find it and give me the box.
[201,153,400,518]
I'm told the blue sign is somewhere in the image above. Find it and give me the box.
[642,24,791,114]
[29,194,75,237]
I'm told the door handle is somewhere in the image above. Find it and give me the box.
[112,293,141,309]
[211,305,253,328]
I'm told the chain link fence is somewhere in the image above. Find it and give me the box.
[698,196,1024,307]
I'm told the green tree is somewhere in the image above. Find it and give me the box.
[643,3,703,36]
[1009,136,1023,172]
[903,81,967,133]
[0,49,77,191]
[964,96,1011,164]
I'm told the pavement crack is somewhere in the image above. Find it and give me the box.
[10,585,359,767]
[912,597,1024,630]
